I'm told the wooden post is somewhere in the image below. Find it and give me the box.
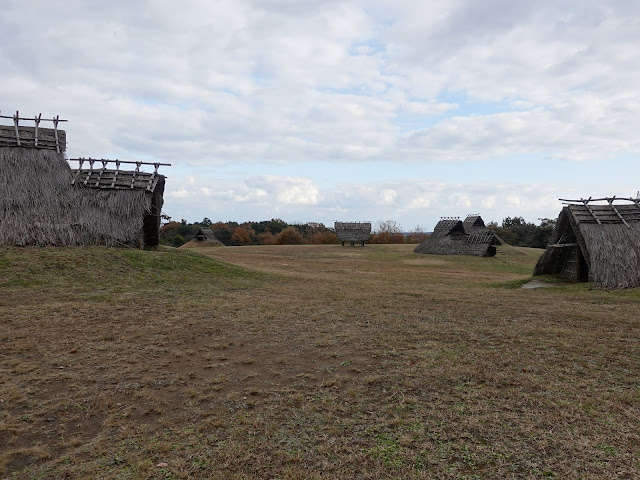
[130,162,141,189]
[13,111,20,146]
[34,113,41,147]
[111,160,120,188]
[53,115,60,153]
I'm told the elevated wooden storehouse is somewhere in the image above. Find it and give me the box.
[0,110,168,248]
[414,215,501,257]
[335,222,371,246]
[180,227,224,248]
[533,197,640,288]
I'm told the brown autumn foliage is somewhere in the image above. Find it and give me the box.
[159,221,182,237]
[405,226,430,244]
[370,232,405,244]
[276,226,304,245]
[307,231,340,245]
[257,232,277,245]
[231,227,255,245]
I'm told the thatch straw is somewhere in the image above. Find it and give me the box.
[577,222,640,288]
[533,206,640,288]
[0,148,78,246]
[413,219,496,256]
[1,146,152,247]
[73,188,150,246]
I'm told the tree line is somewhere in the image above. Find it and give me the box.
[487,217,556,249]
[160,217,556,248]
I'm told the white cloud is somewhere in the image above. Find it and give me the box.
[379,189,398,205]
[2,1,640,226]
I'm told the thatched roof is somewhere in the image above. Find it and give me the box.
[462,214,504,245]
[180,228,224,248]
[72,168,162,191]
[414,216,498,256]
[534,198,640,288]
[0,146,162,247]
[334,222,371,242]
[0,123,66,151]
[195,228,216,240]
[0,120,167,248]
[463,214,484,232]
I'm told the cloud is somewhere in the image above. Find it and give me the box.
[4,1,640,166]
[2,1,639,227]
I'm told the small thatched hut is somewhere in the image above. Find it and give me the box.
[414,215,501,256]
[180,228,224,248]
[335,221,371,246]
[0,112,168,248]
[533,198,640,288]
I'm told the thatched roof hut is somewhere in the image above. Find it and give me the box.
[180,228,224,248]
[413,215,501,257]
[533,197,640,288]
[334,221,371,246]
[462,214,504,245]
[0,112,168,248]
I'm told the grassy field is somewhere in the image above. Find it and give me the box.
[1,244,639,479]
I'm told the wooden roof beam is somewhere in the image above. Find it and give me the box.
[608,196,629,228]
[581,197,602,225]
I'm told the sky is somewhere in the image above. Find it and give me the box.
[2,0,639,231]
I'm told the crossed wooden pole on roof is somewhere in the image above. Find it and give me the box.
[0,110,67,152]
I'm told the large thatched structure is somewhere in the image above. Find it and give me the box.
[533,198,640,289]
[180,228,224,248]
[335,222,371,246]
[414,215,502,257]
[0,112,167,248]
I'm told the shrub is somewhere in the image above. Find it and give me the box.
[231,227,254,245]
[257,232,277,245]
[171,234,185,247]
[276,227,304,245]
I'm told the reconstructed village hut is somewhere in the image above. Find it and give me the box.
[334,221,371,246]
[0,111,167,248]
[533,198,640,289]
[180,228,224,248]
[69,158,167,247]
[462,214,504,245]
[414,215,502,257]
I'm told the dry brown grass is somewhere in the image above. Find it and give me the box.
[1,244,639,479]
